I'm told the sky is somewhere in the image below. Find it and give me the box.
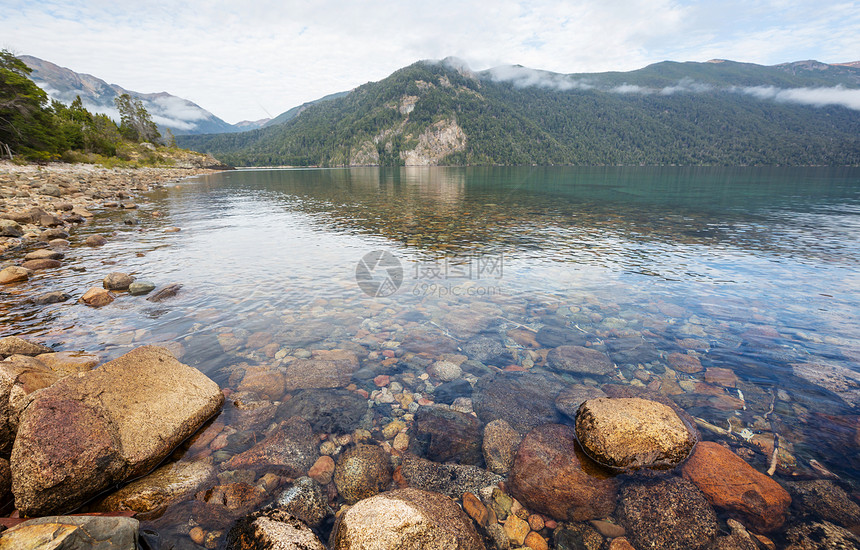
[1,0,859,124]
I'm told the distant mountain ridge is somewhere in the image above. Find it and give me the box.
[178,57,860,167]
[18,55,268,135]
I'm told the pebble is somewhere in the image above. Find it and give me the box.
[503,514,530,546]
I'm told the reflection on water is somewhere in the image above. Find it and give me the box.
[2,166,860,546]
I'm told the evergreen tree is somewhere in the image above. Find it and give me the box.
[114,93,160,143]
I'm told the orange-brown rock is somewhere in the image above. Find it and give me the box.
[704,367,738,387]
[509,424,618,521]
[463,491,489,527]
[681,441,791,532]
[308,455,335,485]
[34,351,99,376]
[524,531,549,550]
[21,259,61,270]
[0,266,31,284]
[80,287,115,307]
[667,352,703,373]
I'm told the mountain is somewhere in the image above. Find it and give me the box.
[233,118,271,130]
[177,57,860,166]
[19,55,242,135]
[262,91,350,127]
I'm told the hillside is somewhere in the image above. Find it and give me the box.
[19,55,263,135]
[177,58,860,166]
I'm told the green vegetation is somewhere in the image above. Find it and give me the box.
[179,59,860,167]
[0,49,168,164]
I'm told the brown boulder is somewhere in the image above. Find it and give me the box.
[410,406,483,465]
[11,346,224,515]
[85,234,108,246]
[21,258,62,270]
[508,423,618,521]
[575,397,697,471]
[103,272,135,290]
[330,488,485,550]
[80,287,115,307]
[681,441,791,532]
[24,248,64,261]
[0,266,31,284]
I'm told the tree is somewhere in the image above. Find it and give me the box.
[114,93,160,143]
[0,49,60,155]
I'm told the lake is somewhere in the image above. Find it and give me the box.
[3,166,860,547]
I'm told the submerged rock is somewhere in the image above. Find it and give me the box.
[146,282,182,302]
[618,476,719,550]
[472,371,564,435]
[554,384,607,420]
[282,357,358,391]
[92,459,214,517]
[276,476,333,527]
[11,346,224,516]
[575,397,697,471]
[410,406,483,465]
[784,520,860,550]
[482,418,522,474]
[334,444,393,504]
[399,454,502,499]
[785,479,860,529]
[278,388,368,434]
[31,290,71,305]
[681,441,791,532]
[221,416,318,476]
[508,424,618,522]
[225,509,326,550]
[330,488,485,550]
[546,345,615,376]
[0,515,139,550]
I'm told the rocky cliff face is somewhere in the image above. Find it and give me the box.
[401,118,466,166]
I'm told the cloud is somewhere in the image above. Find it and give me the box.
[485,65,593,91]
[737,85,860,110]
[1,0,858,122]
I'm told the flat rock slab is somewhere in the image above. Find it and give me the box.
[0,515,139,550]
[11,346,224,516]
[547,345,615,376]
[330,488,485,550]
[575,397,697,471]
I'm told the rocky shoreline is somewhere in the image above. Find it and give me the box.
[0,161,859,550]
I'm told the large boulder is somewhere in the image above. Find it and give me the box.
[11,346,224,516]
[276,476,334,527]
[0,515,139,550]
[409,406,483,465]
[0,266,31,284]
[783,520,860,550]
[574,397,697,471]
[334,444,393,504]
[508,424,618,521]
[681,441,791,532]
[330,488,485,550]
[482,418,522,474]
[618,476,719,550]
[0,219,23,237]
[0,358,61,451]
[785,479,860,529]
[225,509,326,550]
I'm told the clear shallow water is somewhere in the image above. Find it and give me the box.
[2,166,860,545]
